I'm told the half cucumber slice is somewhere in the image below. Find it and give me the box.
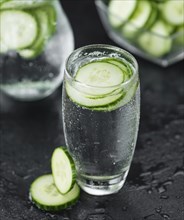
[30,174,80,212]
[0,10,38,50]
[51,147,76,195]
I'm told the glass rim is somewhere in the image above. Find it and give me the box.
[65,44,138,89]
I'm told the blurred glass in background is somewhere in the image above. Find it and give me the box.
[0,0,74,101]
[95,0,184,67]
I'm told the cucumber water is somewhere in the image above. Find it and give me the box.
[0,0,74,100]
[62,45,140,195]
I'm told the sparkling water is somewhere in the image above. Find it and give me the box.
[63,84,140,178]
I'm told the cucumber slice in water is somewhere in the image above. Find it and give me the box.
[108,0,137,27]
[19,8,51,59]
[0,10,38,50]
[66,82,124,108]
[30,174,80,212]
[138,20,172,57]
[44,4,57,35]
[106,59,131,81]
[75,61,124,96]
[66,60,135,110]
[51,147,76,194]
[162,0,184,25]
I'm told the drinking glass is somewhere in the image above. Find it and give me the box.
[62,44,140,195]
[0,0,74,101]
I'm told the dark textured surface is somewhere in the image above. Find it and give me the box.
[0,1,184,220]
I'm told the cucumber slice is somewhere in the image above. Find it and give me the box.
[43,4,57,35]
[51,147,76,195]
[108,0,137,27]
[0,0,46,10]
[91,81,139,112]
[30,174,80,212]
[65,60,134,108]
[66,82,124,108]
[74,61,124,96]
[0,10,38,50]
[106,59,131,81]
[138,20,172,57]
[0,0,10,5]
[175,25,184,45]
[122,0,152,39]
[162,0,184,25]
[19,8,51,59]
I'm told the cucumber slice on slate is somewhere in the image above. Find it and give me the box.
[30,174,80,212]
[51,147,76,195]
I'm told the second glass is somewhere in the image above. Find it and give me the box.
[62,44,140,195]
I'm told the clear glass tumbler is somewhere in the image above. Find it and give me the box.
[0,0,74,101]
[62,44,140,195]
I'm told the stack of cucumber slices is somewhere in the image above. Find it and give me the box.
[107,0,184,57]
[0,0,57,59]
[30,147,80,212]
[66,58,138,111]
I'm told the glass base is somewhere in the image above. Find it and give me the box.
[77,170,129,196]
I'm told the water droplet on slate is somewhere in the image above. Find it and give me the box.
[122,206,128,211]
[155,206,162,213]
[174,167,184,177]
[146,138,152,145]
[94,207,105,213]
[160,195,169,200]
[157,185,167,194]
[147,188,153,194]
[86,214,112,220]
[143,214,155,219]
[174,134,181,140]
[160,213,170,219]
